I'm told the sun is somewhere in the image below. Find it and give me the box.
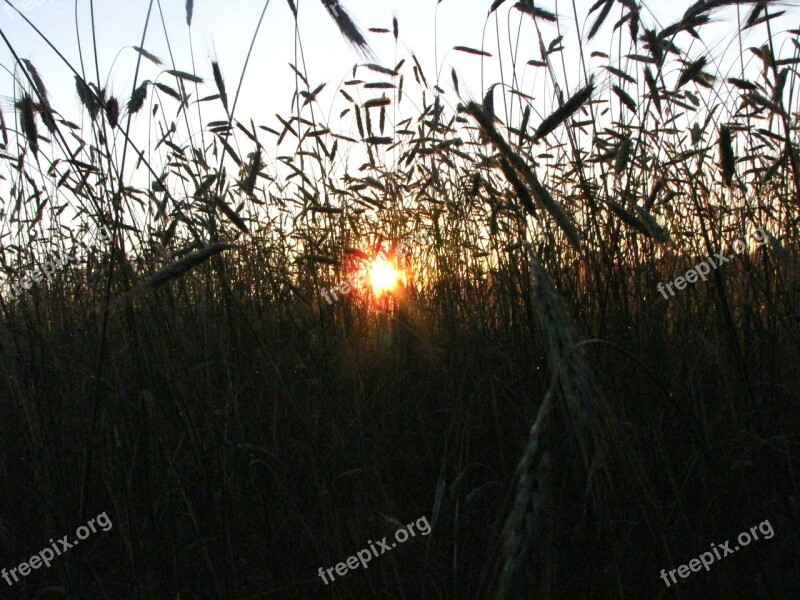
[368,256,404,296]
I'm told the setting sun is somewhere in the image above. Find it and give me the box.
[368,256,404,296]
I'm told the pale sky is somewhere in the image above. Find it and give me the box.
[2,0,752,138]
[0,0,795,237]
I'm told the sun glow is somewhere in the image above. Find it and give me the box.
[368,256,404,295]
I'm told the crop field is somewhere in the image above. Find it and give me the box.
[0,0,799,598]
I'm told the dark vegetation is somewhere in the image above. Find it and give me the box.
[0,0,799,598]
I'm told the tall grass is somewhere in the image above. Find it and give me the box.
[0,0,798,598]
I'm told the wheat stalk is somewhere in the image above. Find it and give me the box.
[495,256,600,600]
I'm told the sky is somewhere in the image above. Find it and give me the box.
[2,0,787,144]
[0,0,719,134]
[0,0,796,241]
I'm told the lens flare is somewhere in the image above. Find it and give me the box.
[368,256,403,295]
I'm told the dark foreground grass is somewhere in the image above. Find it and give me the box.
[0,246,798,598]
